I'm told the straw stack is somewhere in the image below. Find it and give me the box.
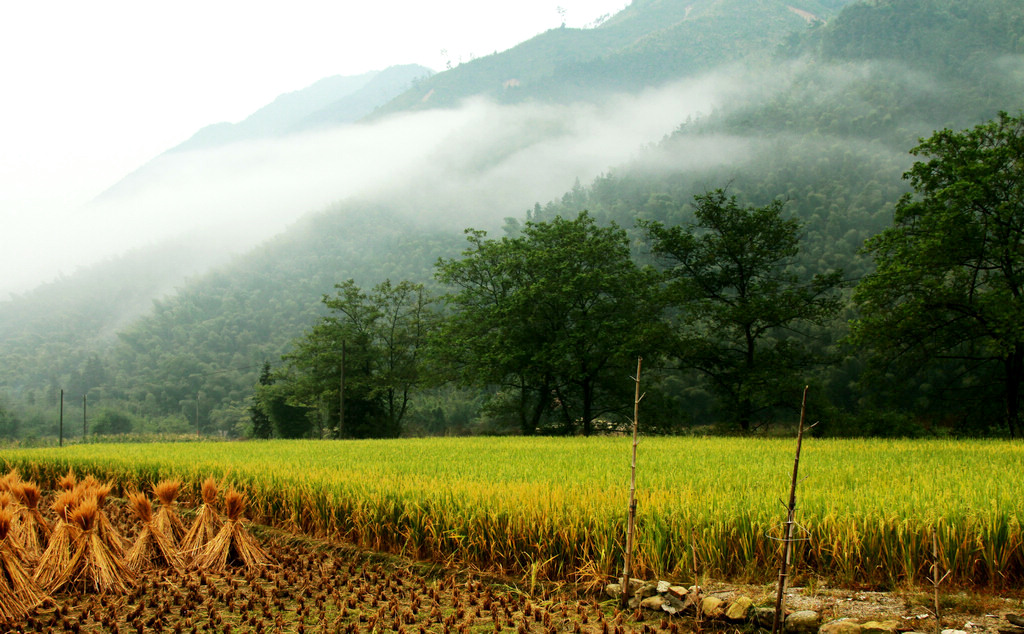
[0,492,19,557]
[180,477,223,560]
[33,490,79,590]
[152,480,187,545]
[77,481,128,558]
[125,491,184,574]
[194,488,273,573]
[0,470,21,493]
[0,507,50,624]
[48,496,135,594]
[12,481,51,565]
[57,469,76,492]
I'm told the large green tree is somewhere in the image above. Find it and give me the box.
[435,211,662,436]
[644,190,844,432]
[850,112,1024,437]
[273,279,433,438]
[250,361,275,439]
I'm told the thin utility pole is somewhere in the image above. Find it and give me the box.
[339,340,346,437]
[772,386,813,634]
[83,394,87,437]
[196,392,200,438]
[620,357,643,609]
[59,388,64,447]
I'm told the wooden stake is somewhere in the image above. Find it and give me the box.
[772,386,812,634]
[619,357,643,609]
[930,528,951,634]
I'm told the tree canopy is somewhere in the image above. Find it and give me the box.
[264,279,433,438]
[850,111,1024,437]
[644,190,845,431]
[435,211,662,435]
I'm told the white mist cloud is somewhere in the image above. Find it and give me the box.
[1,72,751,297]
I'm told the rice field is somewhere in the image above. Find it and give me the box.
[2,436,1021,590]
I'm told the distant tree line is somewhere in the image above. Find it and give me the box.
[252,195,843,437]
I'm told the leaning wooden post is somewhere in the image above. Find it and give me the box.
[772,386,812,634]
[930,528,951,634]
[620,356,643,609]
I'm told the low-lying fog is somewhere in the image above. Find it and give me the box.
[0,72,750,298]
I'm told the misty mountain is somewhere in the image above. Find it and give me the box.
[96,64,433,203]
[2,0,1023,438]
[172,64,435,151]
[375,0,862,113]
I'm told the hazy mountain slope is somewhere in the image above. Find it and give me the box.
[171,64,434,150]
[173,71,381,152]
[3,0,1023,437]
[818,0,1024,69]
[96,64,433,203]
[108,207,465,425]
[0,64,434,399]
[292,65,435,130]
[375,0,859,112]
[102,0,1023,431]
[0,233,238,402]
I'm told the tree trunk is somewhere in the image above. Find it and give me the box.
[739,325,756,433]
[526,378,551,436]
[582,379,594,437]
[554,385,574,434]
[1005,344,1024,439]
[518,379,532,435]
[738,397,752,433]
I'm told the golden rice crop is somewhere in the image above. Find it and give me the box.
[3,437,1022,589]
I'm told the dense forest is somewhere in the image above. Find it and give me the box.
[1,0,1023,442]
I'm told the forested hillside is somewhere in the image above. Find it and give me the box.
[376,0,860,112]
[1,0,1022,441]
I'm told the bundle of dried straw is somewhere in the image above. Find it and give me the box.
[77,480,129,559]
[152,479,187,545]
[33,490,80,590]
[57,468,76,492]
[194,488,274,573]
[47,497,135,594]
[0,507,50,624]
[125,492,184,574]
[12,481,51,566]
[180,477,223,560]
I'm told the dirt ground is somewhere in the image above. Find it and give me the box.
[10,498,1024,633]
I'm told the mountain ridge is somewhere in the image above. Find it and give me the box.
[94,63,433,204]
[374,0,858,113]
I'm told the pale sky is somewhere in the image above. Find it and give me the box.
[0,1,630,294]
[0,1,626,207]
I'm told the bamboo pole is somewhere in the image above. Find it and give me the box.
[772,386,811,634]
[620,357,643,609]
